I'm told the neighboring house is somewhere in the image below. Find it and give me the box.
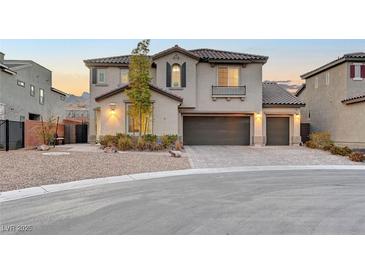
[297,52,365,148]
[84,45,304,145]
[0,52,67,122]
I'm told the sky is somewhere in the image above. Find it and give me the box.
[1,39,365,96]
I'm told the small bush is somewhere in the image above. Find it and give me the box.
[143,134,158,143]
[323,144,335,151]
[136,137,147,151]
[99,135,118,147]
[160,134,178,149]
[349,152,365,162]
[117,135,133,151]
[330,145,352,156]
[309,132,333,148]
[305,140,318,149]
[174,140,183,151]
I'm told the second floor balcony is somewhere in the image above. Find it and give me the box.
[211,85,246,101]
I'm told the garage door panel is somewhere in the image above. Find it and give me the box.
[183,116,250,145]
[266,117,289,145]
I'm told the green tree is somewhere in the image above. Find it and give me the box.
[127,39,152,137]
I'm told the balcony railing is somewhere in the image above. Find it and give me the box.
[212,86,246,98]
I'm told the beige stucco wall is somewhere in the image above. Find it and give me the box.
[153,52,198,108]
[94,89,180,140]
[298,62,365,148]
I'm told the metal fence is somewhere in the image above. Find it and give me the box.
[64,123,88,144]
[0,120,25,151]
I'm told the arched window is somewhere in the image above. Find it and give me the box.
[171,64,181,87]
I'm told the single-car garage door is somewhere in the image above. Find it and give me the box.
[183,116,250,145]
[266,117,289,145]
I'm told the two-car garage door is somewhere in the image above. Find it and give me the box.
[183,116,250,145]
[183,116,290,146]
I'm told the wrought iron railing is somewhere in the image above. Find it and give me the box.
[212,86,246,96]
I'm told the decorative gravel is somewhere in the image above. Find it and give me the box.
[0,148,191,192]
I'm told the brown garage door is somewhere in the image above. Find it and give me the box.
[183,116,250,145]
[266,117,289,145]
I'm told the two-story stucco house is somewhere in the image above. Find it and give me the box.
[84,45,304,146]
[297,52,365,148]
[0,52,67,122]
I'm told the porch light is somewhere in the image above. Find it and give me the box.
[295,113,301,119]
[255,112,262,119]
[109,103,117,111]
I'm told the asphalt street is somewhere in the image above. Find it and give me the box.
[1,170,365,234]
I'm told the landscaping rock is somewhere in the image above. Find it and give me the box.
[104,146,118,153]
[169,150,182,158]
[37,144,50,151]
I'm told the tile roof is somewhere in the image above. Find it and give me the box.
[190,48,268,62]
[95,84,183,102]
[341,93,365,105]
[84,55,131,66]
[263,81,305,106]
[84,46,268,66]
[301,52,365,79]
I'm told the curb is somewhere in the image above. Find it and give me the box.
[1,165,365,203]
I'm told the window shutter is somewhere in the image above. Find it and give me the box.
[92,68,97,84]
[181,62,186,88]
[361,65,365,78]
[166,62,171,87]
[350,65,355,78]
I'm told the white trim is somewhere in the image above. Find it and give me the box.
[97,68,106,84]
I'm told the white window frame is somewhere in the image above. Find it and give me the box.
[126,103,153,135]
[217,66,240,87]
[120,69,129,85]
[39,88,44,105]
[325,72,330,86]
[30,85,35,96]
[314,76,318,89]
[353,63,363,81]
[97,69,106,84]
[17,80,25,87]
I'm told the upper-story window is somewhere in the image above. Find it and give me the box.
[97,69,106,84]
[350,63,364,80]
[121,69,129,85]
[171,64,181,87]
[314,76,318,89]
[218,66,239,86]
[166,62,186,88]
[325,72,330,86]
[17,80,25,87]
[30,85,35,96]
[39,88,44,104]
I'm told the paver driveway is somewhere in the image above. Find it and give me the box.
[185,146,360,168]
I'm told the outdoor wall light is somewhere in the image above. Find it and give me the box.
[255,112,262,119]
[109,103,117,112]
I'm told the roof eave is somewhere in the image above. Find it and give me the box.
[263,103,306,108]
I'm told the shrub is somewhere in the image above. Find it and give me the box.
[143,134,158,143]
[99,135,118,147]
[309,132,333,148]
[305,140,318,149]
[349,152,365,162]
[174,140,183,151]
[323,143,335,151]
[160,134,178,149]
[330,145,352,156]
[117,135,133,151]
[136,137,147,151]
